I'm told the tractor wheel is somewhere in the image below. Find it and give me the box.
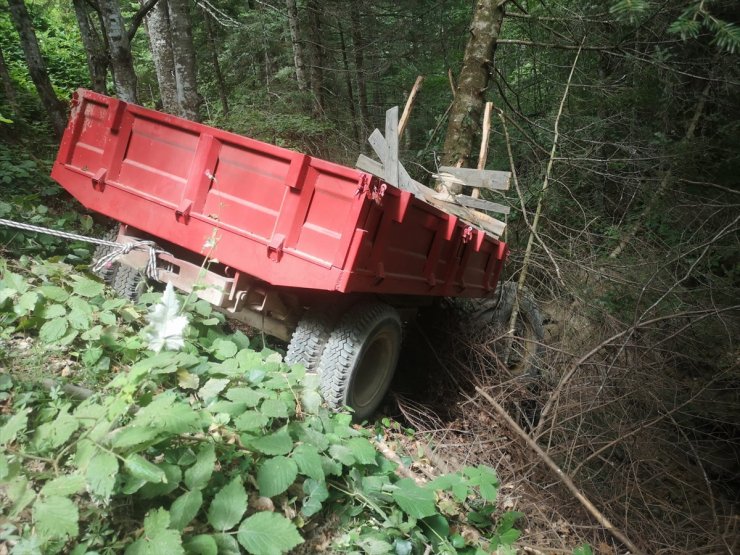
[285,308,337,372]
[112,263,147,302]
[317,302,402,421]
[471,282,545,377]
[91,227,121,284]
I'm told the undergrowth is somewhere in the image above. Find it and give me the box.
[0,254,524,554]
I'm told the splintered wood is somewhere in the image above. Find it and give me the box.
[356,105,509,239]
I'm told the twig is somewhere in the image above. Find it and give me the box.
[475,386,646,555]
[398,75,424,138]
[372,438,426,484]
[472,102,494,199]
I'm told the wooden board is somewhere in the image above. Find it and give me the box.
[455,194,510,215]
[438,166,511,191]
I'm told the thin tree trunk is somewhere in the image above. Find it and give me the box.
[201,9,228,115]
[338,24,359,146]
[6,0,66,137]
[440,0,504,191]
[167,0,200,121]
[98,0,138,102]
[285,0,308,92]
[143,0,178,114]
[350,4,369,142]
[305,0,325,114]
[72,0,108,93]
[0,44,20,121]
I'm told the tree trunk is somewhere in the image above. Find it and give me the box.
[201,9,228,115]
[350,4,369,144]
[285,0,308,92]
[305,0,325,114]
[338,24,360,146]
[167,0,200,121]
[440,0,504,192]
[6,0,67,137]
[98,0,138,102]
[142,0,178,114]
[72,0,108,93]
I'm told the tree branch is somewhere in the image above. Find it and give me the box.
[498,39,616,51]
[127,0,160,42]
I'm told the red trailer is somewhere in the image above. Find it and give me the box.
[51,89,510,418]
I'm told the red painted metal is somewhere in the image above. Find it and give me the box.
[52,89,509,297]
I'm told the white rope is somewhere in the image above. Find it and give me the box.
[0,218,169,281]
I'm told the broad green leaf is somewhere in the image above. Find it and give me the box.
[131,392,203,434]
[257,456,298,498]
[237,512,303,555]
[34,496,79,540]
[199,378,230,402]
[394,539,413,555]
[573,545,594,555]
[301,389,322,414]
[392,478,437,519]
[184,534,218,555]
[38,285,68,301]
[0,408,29,446]
[184,443,216,490]
[346,437,377,465]
[111,426,161,450]
[250,427,293,456]
[234,411,269,432]
[212,339,238,360]
[207,476,248,531]
[225,387,264,407]
[177,369,200,390]
[329,444,355,466]
[260,398,289,418]
[145,282,188,352]
[86,450,118,500]
[42,303,66,319]
[40,473,85,497]
[125,454,167,483]
[125,508,184,555]
[206,400,247,417]
[463,465,498,502]
[301,478,328,517]
[357,537,393,555]
[32,412,80,452]
[39,317,68,343]
[495,527,521,546]
[139,463,181,498]
[213,534,241,555]
[72,277,105,297]
[170,490,203,531]
[68,308,91,330]
[16,291,39,315]
[292,443,324,482]
[421,514,450,546]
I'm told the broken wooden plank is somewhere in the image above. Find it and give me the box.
[398,76,424,137]
[367,129,428,198]
[427,197,507,237]
[455,194,510,215]
[385,107,400,187]
[438,166,511,191]
[356,154,384,177]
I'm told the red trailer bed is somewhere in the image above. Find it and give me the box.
[52,89,507,299]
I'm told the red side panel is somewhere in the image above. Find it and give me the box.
[52,89,508,297]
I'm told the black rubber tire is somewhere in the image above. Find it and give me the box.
[317,302,402,421]
[111,263,147,302]
[285,308,337,372]
[91,227,121,284]
[469,282,545,377]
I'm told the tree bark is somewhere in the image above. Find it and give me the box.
[285,0,308,92]
[338,24,360,146]
[98,0,138,102]
[201,9,228,115]
[440,0,504,192]
[305,0,325,114]
[167,0,200,121]
[142,0,178,114]
[72,0,108,93]
[350,4,369,142]
[6,0,67,137]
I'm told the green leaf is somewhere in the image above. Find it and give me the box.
[346,437,377,465]
[257,456,298,497]
[39,317,68,343]
[234,410,269,432]
[212,339,238,360]
[40,473,85,497]
[573,545,594,555]
[86,450,118,500]
[184,443,216,490]
[421,514,450,545]
[38,285,69,302]
[125,508,184,555]
[213,534,241,555]
[170,490,203,531]
[111,426,161,450]
[392,478,437,519]
[42,303,66,319]
[139,463,181,498]
[394,539,413,555]
[237,512,303,555]
[301,478,328,517]
[33,495,79,540]
[125,454,167,483]
[184,534,218,555]
[292,443,324,482]
[207,476,248,531]
[199,378,230,402]
[0,408,29,446]
[357,537,393,555]
[329,444,355,466]
[260,398,289,419]
[464,465,498,502]
[32,412,80,452]
[16,291,39,315]
[72,276,105,297]
[301,389,322,414]
[250,427,293,456]
[226,387,264,407]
